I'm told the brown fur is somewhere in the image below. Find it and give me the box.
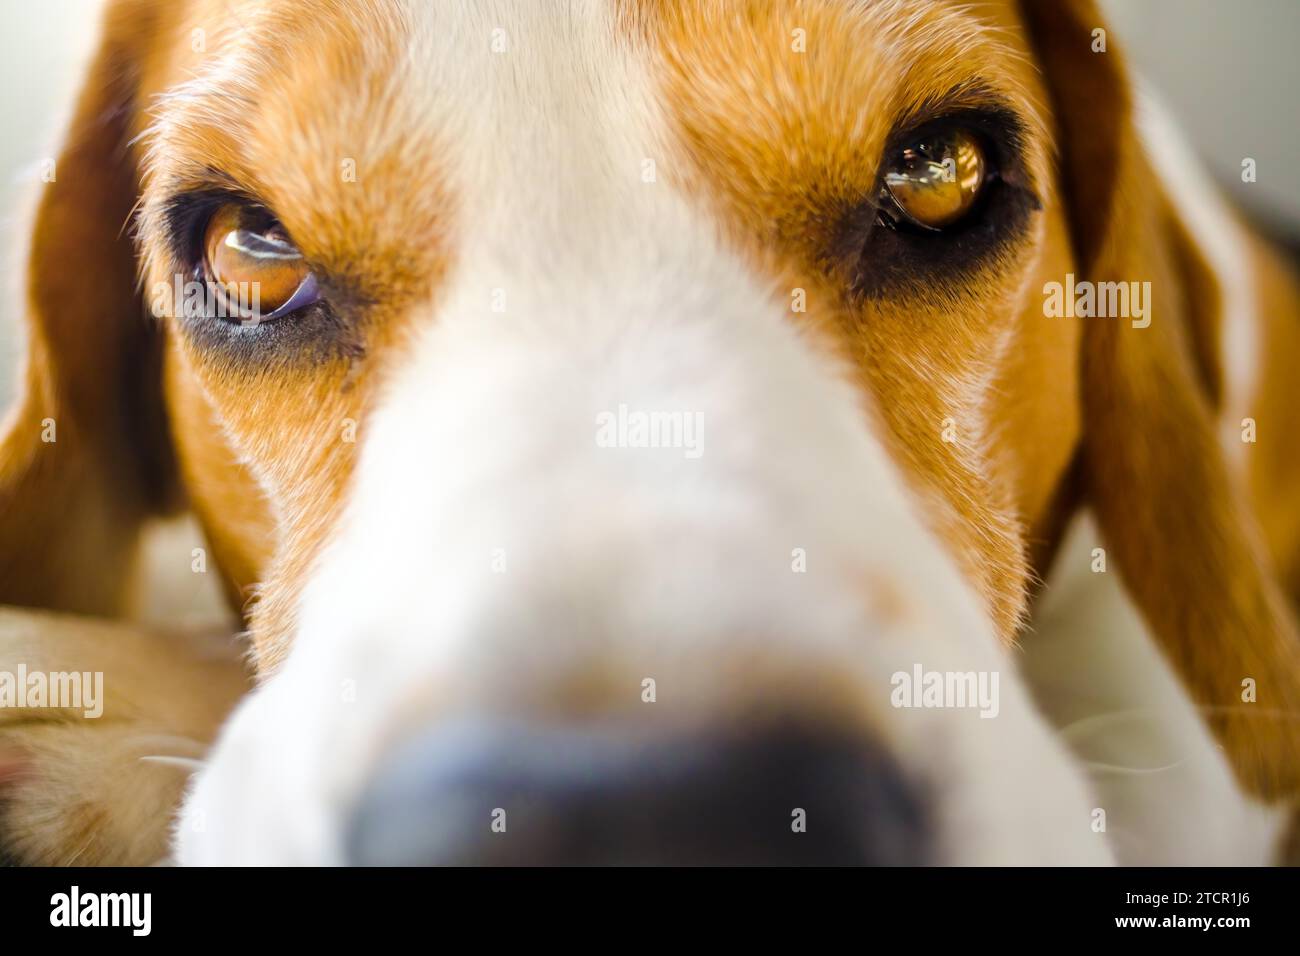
[0,0,1297,863]
[1021,0,1300,800]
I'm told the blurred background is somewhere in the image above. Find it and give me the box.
[0,0,1298,400]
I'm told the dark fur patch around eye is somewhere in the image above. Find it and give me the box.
[150,182,365,369]
[836,105,1042,301]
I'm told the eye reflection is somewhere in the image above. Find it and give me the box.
[881,129,986,231]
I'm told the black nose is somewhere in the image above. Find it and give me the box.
[345,720,929,865]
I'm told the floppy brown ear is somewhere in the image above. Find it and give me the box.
[0,0,179,616]
[1020,0,1300,800]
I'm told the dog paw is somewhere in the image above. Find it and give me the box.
[0,609,249,865]
[0,720,203,865]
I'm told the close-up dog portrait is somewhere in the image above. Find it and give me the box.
[0,0,1298,892]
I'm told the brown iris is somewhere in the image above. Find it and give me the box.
[203,204,311,317]
[881,129,986,230]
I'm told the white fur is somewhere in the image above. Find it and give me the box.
[1024,513,1284,864]
[1025,92,1282,858]
[177,0,1106,865]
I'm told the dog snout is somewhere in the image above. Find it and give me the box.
[343,719,930,866]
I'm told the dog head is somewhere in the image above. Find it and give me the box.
[2,0,1290,863]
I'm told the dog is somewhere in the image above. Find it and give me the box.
[1,0,1298,865]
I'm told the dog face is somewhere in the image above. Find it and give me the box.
[4,0,1299,864]
[161,0,1092,863]
[137,0,1068,663]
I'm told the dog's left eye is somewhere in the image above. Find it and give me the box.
[879,128,986,231]
[202,204,319,320]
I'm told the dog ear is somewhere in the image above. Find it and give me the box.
[1019,0,1300,800]
[0,0,180,616]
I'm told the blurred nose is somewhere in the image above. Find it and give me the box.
[345,720,929,865]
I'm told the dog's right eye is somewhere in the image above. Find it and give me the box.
[202,204,319,320]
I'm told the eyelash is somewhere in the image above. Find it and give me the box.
[163,191,240,268]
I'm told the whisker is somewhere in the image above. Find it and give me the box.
[125,734,208,758]
[1056,708,1165,740]
[1082,759,1187,776]
[62,830,97,867]
[1057,704,1300,750]
[139,755,205,772]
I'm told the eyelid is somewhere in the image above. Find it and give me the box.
[882,104,1030,180]
[261,272,321,320]
[157,185,285,264]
